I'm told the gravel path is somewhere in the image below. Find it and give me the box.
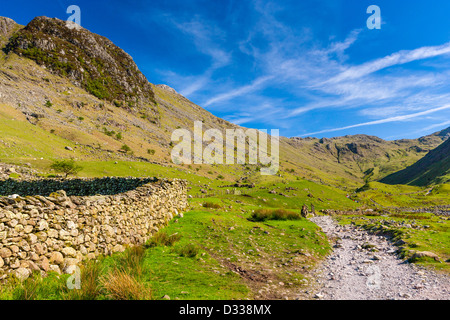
[308,216,450,300]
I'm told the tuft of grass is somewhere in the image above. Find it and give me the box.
[0,271,69,300]
[176,243,199,258]
[146,231,181,248]
[66,260,103,300]
[101,270,151,300]
[115,246,146,278]
[250,208,302,222]
[203,202,222,209]
[11,273,41,300]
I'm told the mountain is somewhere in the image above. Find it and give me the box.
[4,16,155,105]
[0,16,239,166]
[0,17,22,48]
[380,137,450,186]
[0,16,448,188]
[287,131,448,183]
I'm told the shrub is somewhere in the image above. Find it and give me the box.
[45,100,53,108]
[217,175,225,180]
[115,132,123,140]
[120,144,132,153]
[147,149,155,155]
[251,208,301,222]
[102,127,116,137]
[113,100,123,108]
[146,231,181,248]
[50,159,83,178]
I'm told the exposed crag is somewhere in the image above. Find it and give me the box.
[4,16,155,105]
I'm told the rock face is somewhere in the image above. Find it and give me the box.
[0,178,188,278]
[5,16,155,105]
[0,17,20,47]
[156,84,178,95]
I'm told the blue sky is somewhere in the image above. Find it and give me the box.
[2,0,450,140]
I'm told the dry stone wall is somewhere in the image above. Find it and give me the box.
[0,178,188,280]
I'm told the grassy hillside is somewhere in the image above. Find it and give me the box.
[380,138,450,186]
[352,182,450,208]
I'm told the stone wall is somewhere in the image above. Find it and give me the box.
[0,177,159,196]
[0,178,188,280]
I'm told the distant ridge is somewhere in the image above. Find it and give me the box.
[380,137,450,186]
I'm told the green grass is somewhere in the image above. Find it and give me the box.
[353,181,449,208]
[250,208,302,221]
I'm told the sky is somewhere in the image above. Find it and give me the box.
[2,0,450,140]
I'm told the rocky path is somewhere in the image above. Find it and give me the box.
[308,216,450,300]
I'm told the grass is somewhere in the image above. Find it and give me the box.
[352,181,450,208]
[65,259,103,300]
[176,243,200,258]
[101,270,151,300]
[250,208,302,221]
[146,231,181,248]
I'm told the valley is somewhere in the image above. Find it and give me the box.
[0,15,448,301]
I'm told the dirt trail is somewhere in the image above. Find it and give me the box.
[308,216,450,300]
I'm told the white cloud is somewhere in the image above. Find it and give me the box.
[327,42,450,83]
[204,75,274,106]
[300,105,450,137]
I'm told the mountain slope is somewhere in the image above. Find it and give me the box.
[287,131,448,183]
[380,138,450,186]
[0,15,448,188]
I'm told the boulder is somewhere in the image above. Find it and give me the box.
[410,251,441,262]
[49,251,64,265]
[15,268,31,281]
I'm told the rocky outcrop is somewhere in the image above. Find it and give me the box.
[0,178,188,280]
[0,17,21,48]
[5,16,155,105]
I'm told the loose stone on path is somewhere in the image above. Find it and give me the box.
[308,216,450,300]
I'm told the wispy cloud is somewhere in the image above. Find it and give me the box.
[327,41,450,83]
[204,75,273,106]
[300,105,450,137]
[158,15,232,96]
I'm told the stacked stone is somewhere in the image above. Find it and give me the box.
[0,179,188,280]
